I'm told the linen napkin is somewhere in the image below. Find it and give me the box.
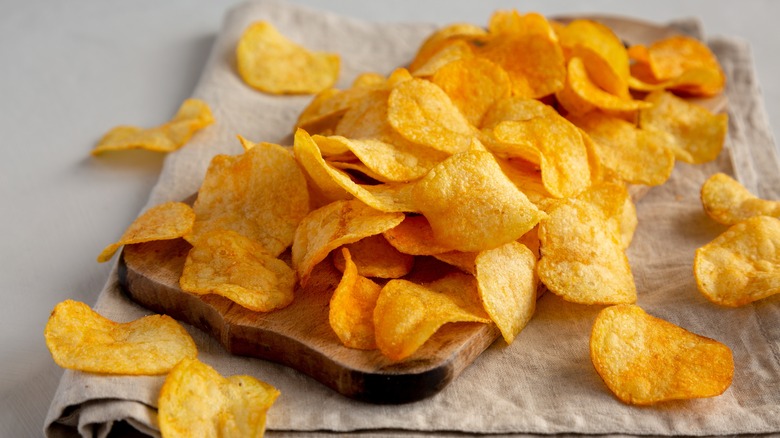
[45,0,780,436]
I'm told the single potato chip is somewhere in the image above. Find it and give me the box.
[92,98,214,155]
[645,35,725,96]
[180,230,296,312]
[694,215,780,307]
[329,248,383,349]
[331,234,414,279]
[639,90,727,164]
[44,300,197,375]
[475,241,537,343]
[292,199,405,286]
[408,23,487,73]
[382,215,454,256]
[538,198,636,305]
[431,57,512,126]
[590,304,734,405]
[412,150,546,252]
[373,274,490,361]
[556,57,651,116]
[190,139,310,257]
[701,173,780,225]
[97,201,194,263]
[158,358,280,438]
[236,21,339,94]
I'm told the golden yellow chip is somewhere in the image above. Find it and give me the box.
[236,21,339,94]
[556,57,651,116]
[577,182,638,250]
[495,158,551,206]
[701,172,780,225]
[387,78,475,154]
[329,248,382,349]
[639,90,727,164]
[430,57,512,126]
[292,199,405,286]
[538,198,636,305]
[475,241,537,343]
[373,274,490,361]
[590,304,734,405]
[411,40,474,78]
[158,358,280,438]
[412,150,545,252]
[332,235,414,279]
[694,215,780,307]
[568,112,675,186]
[491,113,591,198]
[92,98,214,155]
[97,201,195,263]
[180,230,295,312]
[646,35,725,96]
[190,139,310,257]
[480,96,556,130]
[408,23,487,73]
[432,250,478,274]
[382,215,453,256]
[44,300,196,375]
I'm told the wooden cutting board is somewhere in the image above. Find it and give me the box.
[119,238,500,404]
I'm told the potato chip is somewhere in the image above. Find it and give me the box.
[329,248,382,349]
[556,57,651,116]
[44,300,196,375]
[331,235,414,279]
[538,198,636,305]
[557,19,630,98]
[701,172,780,225]
[190,139,310,257]
[495,158,551,206]
[292,199,405,286]
[411,40,474,78]
[491,113,591,198]
[91,98,214,155]
[568,112,675,186]
[590,304,734,405]
[430,57,512,126]
[475,241,537,343]
[382,215,454,256]
[373,274,490,361]
[577,182,638,250]
[97,201,194,263]
[387,78,475,154]
[409,23,487,73]
[180,230,296,312]
[158,358,280,438]
[432,250,478,274]
[644,35,725,96]
[314,134,447,183]
[694,215,780,307]
[639,90,727,164]
[412,150,545,252]
[488,10,557,39]
[294,129,417,212]
[236,21,339,94]
[480,96,556,129]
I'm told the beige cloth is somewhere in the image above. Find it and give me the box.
[45,0,780,436]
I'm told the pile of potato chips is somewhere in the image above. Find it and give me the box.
[55,9,772,420]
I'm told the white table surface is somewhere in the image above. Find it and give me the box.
[1,0,778,436]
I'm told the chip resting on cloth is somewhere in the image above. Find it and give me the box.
[700,172,780,225]
[590,304,734,405]
[44,300,197,375]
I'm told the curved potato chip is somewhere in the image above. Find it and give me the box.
[590,304,733,405]
[694,215,780,307]
[180,230,295,312]
[409,23,487,73]
[475,241,537,343]
[492,114,591,198]
[480,97,556,130]
[329,248,382,349]
[538,198,636,305]
[92,98,214,155]
[639,90,727,164]
[701,173,780,225]
[382,215,454,256]
[411,40,474,78]
[412,150,545,252]
[332,235,414,279]
[431,57,511,126]
[433,250,478,274]
[495,158,551,206]
[97,201,194,263]
[387,78,475,154]
[44,300,196,375]
[488,10,557,39]
[292,199,405,285]
[556,57,651,116]
[577,182,638,250]
[159,358,280,438]
[236,21,339,94]
[373,274,490,361]
[568,112,675,186]
[646,35,725,95]
[191,139,310,257]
